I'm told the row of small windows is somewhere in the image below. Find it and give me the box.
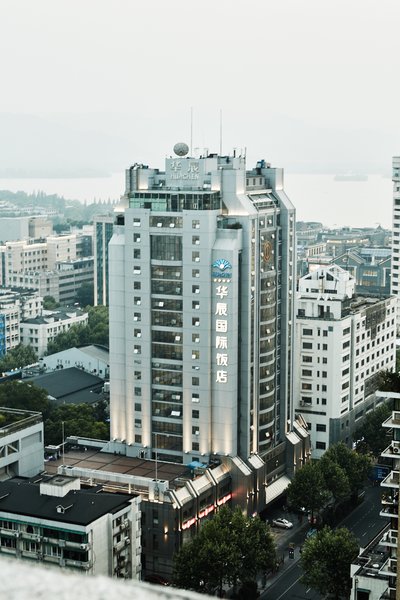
[133,218,200,229]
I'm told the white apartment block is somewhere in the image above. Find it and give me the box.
[294,265,396,459]
[20,308,88,357]
[391,156,400,330]
[0,475,141,579]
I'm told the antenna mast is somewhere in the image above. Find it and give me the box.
[219,109,223,155]
[190,107,193,156]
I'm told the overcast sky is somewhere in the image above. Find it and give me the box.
[1,0,399,172]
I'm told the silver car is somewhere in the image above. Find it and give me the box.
[272,518,293,529]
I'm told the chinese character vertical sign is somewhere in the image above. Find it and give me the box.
[212,259,232,385]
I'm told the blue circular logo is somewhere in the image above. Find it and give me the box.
[212,258,232,271]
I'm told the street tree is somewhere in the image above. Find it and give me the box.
[173,506,276,596]
[300,526,359,599]
[353,403,392,456]
[319,456,351,502]
[323,442,371,496]
[286,463,330,518]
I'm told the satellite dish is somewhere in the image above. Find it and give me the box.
[173,142,189,157]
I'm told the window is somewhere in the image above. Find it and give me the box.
[134,249,141,259]
[192,334,200,343]
[192,426,200,435]
[192,285,200,294]
[302,356,312,363]
[303,342,312,350]
[134,233,141,242]
[134,297,141,306]
[192,236,200,245]
[192,317,200,327]
[322,344,328,350]
[151,235,182,261]
[322,384,327,392]
[192,251,200,262]
[134,281,141,290]
[316,424,326,432]
[192,393,200,402]
[343,341,350,349]
[316,441,326,450]
[134,345,141,354]
[192,410,199,419]
[302,383,312,390]
[134,329,141,338]
[302,369,312,377]
[192,220,200,229]
[192,301,200,310]
[192,377,199,386]
[192,269,200,278]
[133,312,141,322]
[133,218,141,227]
[303,328,312,336]
[192,442,200,451]
[135,434,142,443]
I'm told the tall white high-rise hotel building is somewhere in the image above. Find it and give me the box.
[109,145,296,465]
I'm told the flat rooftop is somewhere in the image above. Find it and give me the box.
[45,448,190,484]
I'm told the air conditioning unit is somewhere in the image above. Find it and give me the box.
[299,401,304,406]
[123,520,129,529]
[80,543,87,550]
[393,447,399,454]
[125,538,130,545]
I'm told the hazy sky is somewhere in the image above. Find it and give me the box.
[1,0,400,172]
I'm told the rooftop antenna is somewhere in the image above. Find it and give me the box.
[190,107,193,156]
[219,109,223,156]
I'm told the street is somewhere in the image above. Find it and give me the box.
[260,484,385,600]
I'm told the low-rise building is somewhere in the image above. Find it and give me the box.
[294,265,396,458]
[0,406,43,478]
[20,308,88,357]
[0,475,141,579]
[39,345,109,379]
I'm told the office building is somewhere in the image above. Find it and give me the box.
[108,144,308,504]
[294,265,396,458]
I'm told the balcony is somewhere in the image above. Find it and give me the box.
[379,557,397,577]
[383,411,400,429]
[381,471,399,489]
[381,440,400,459]
[380,529,398,548]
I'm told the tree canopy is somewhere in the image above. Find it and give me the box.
[286,463,330,517]
[0,381,109,445]
[0,345,38,373]
[353,402,392,456]
[76,282,94,307]
[300,526,359,599]
[323,442,371,495]
[46,305,109,354]
[173,506,276,596]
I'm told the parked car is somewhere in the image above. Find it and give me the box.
[271,518,293,529]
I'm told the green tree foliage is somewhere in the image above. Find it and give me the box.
[318,456,351,502]
[0,381,109,445]
[43,296,60,310]
[0,381,52,418]
[323,442,371,495]
[300,526,358,599]
[173,506,276,595]
[377,369,400,393]
[287,463,330,517]
[76,282,94,307]
[353,403,392,456]
[44,403,109,445]
[0,345,38,373]
[46,306,109,354]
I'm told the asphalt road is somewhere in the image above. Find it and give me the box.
[260,484,385,600]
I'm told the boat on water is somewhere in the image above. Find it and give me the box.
[334,173,368,182]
